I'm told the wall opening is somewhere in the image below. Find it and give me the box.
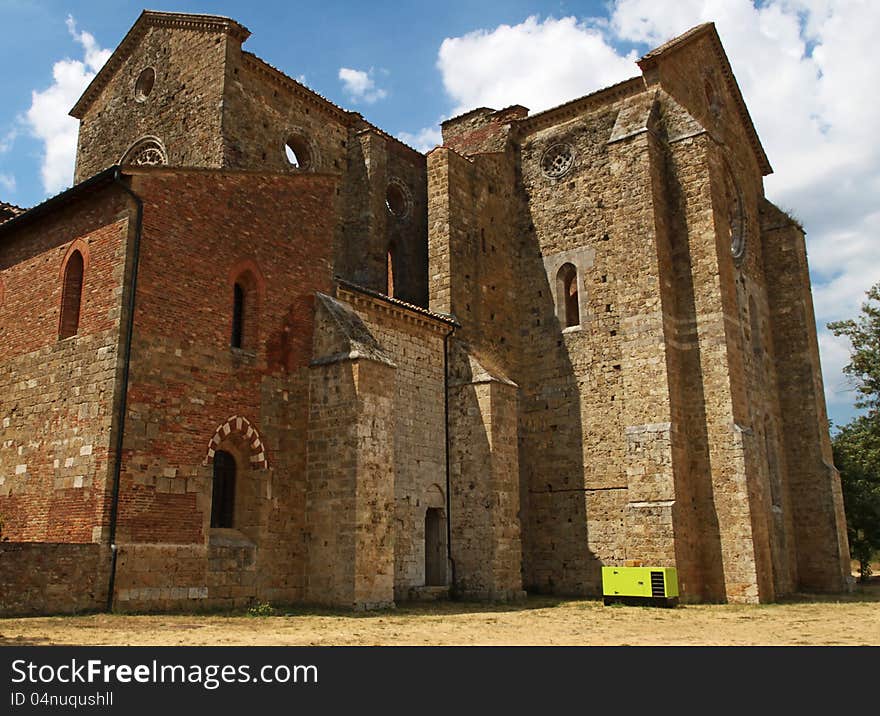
[230,268,260,351]
[285,134,311,170]
[556,262,579,328]
[425,508,445,586]
[59,250,84,339]
[765,415,781,509]
[232,282,245,348]
[386,182,407,217]
[386,245,396,297]
[211,450,236,528]
[134,67,156,101]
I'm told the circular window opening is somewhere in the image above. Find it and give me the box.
[541,143,575,179]
[386,182,410,218]
[284,135,312,170]
[134,68,156,102]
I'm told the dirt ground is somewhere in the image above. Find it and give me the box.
[2,578,878,647]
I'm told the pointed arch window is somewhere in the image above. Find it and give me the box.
[229,267,261,351]
[59,250,84,339]
[557,262,579,328]
[232,282,245,348]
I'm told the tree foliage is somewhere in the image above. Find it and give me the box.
[829,281,880,581]
[828,282,880,414]
[832,417,880,581]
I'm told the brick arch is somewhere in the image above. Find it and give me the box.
[204,415,268,470]
[228,258,266,350]
[228,257,266,297]
[59,238,91,279]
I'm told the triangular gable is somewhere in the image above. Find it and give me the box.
[637,22,772,176]
[69,10,250,119]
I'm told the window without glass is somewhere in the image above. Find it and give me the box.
[386,182,409,217]
[231,282,245,348]
[284,134,311,170]
[134,67,156,101]
[556,263,579,328]
[211,450,236,528]
[59,250,84,339]
[386,245,396,297]
[230,268,260,351]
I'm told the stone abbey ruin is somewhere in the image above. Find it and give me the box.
[0,11,851,614]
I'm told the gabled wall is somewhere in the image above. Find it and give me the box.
[74,22,234,181]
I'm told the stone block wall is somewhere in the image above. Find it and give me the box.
[427,147,520,368]
[73,17,241,181]
[306,357,396,609]
[516,88,670,595]
[339,287,450,599]
[0,543,111,616]
[0,184,131,544]
[447,363,523,600]
[762,200,851,592]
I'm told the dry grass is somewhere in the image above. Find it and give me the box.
[2,580,878,647]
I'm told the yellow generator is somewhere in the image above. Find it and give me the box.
[602,566,679,607]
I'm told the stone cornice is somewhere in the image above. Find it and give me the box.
[336,280,457,334]
[515,77,645,136]
[241,52,351,123]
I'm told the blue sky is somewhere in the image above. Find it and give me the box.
[1,0,878,429]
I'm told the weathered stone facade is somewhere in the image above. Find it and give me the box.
[0,12,850,615]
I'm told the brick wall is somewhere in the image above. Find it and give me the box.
[0,184,131,543]
[110,167,337,610]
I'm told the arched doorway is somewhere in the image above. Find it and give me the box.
[425,508,445,586]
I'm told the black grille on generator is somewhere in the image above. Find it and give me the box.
[650,571,665,597]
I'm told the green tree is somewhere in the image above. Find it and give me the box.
[832,417,880,581]
[829,282,880,581]
[828,282,880,414]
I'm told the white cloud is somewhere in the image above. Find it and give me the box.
[24,15,110,195]
[0,129,16,154]
[0,173,16,193]
[397,125,443,153]
[818,330,856,416]
[434,0,880,426]
[437,15,638,116]
[338,67,388,104]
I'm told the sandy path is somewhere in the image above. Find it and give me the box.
[2,587,879,646]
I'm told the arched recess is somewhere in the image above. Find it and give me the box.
[120,136,168,166]
[556,262,580,328]
[203,415,268,470]
[228,258,265,350]
[282,127,320,171]
[749,294,762,357]
[58,240,90,339]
